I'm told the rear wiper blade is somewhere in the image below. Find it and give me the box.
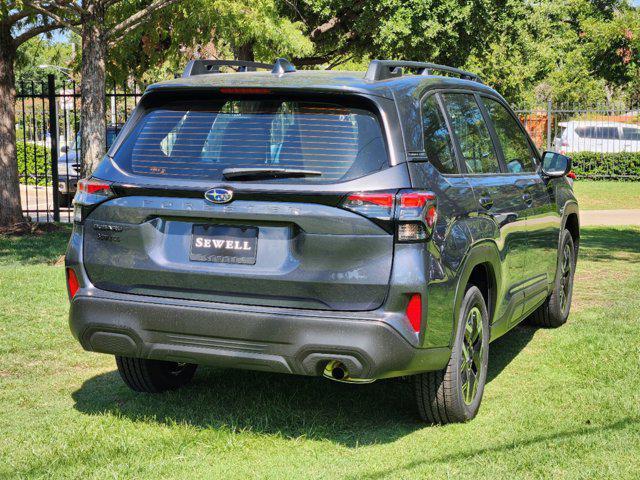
[222,167,322,180]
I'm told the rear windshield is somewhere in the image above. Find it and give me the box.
[112,98,388,183]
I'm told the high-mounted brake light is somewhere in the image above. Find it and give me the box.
[66,268,80,300]
[219,87,272,94]
[406,293,422,333]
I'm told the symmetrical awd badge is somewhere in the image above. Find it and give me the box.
[204,188,233,204]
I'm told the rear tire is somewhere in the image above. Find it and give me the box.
[414,285,490,424]
[115,356,197,393]
[528,229,575,328]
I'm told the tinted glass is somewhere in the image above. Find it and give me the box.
[574,127,591,138]
[622,128,640,141]
[113,99,388,183]
[596,127,620,140]
[576,126,620,140]
[421,95,457,173]
[482,98,537,173]
[443,93,500,174]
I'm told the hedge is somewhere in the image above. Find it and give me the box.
[16,143,51,186]
[570,151,640,179]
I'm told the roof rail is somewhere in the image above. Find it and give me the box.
[365,60,482,83]
[182,60,274,77]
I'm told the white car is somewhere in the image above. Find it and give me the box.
[554,120,640,154]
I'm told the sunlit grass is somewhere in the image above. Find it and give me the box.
[573,180,640,210]
[1,227,639,478]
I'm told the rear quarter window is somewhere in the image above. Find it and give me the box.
[112,98,389,183]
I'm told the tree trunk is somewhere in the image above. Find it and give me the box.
[235,42,255,61]
[80,15,107,176]
[0,31,23,227]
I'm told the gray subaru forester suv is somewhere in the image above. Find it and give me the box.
[66,59,579,424]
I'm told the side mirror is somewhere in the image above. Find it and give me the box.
[60,145,68,154]
[541,151,572,178]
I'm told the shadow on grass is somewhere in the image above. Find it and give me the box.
[346,416,638,479]
[580,226,640,262]
[73,368,420,447]
[0,224,72,266]
[72,326,534,447]
[487,324,536,383]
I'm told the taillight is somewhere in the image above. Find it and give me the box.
[66,268,80,299]
[396,190,437,242]
[341,192,395,220]
[567,171,577,179]
[77,178,113,196]
[74,178,114,222]
[340,190,437,241]
[406,293,422,333]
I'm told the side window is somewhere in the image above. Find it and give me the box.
[442,93,500,174]
[482,97,538,173]
[421,95,458,174]
[622,127,640,141]
[595,127,620,140]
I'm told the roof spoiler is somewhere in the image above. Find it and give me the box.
[182,58,297,77]
[365,60,482,83]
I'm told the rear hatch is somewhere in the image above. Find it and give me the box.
[82,93,408,311]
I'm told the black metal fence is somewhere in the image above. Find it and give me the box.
[516,102,640,179]
[16,74,142,222]
[15,79,640,223]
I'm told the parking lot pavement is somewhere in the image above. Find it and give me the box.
[20,185,73,223]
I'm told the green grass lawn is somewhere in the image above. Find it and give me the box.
[1,225,639,479]
[573,180,640,210]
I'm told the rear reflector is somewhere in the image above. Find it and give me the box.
[406,293,422,333]
[66,268,80,299]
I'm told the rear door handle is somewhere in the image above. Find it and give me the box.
[479,195,494,210]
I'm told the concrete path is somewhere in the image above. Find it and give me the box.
[580,209,640,226]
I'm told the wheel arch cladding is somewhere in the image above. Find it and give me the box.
[564,211,580,253]
[451,242,501,347]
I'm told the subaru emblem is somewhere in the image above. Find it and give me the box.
[204,188,233,204]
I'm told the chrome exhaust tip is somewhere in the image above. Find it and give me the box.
[323,360,374,384]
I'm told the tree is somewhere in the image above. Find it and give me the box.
[15,35,76,85]
[104,0,312,85]
[0,2,66,227]
[28,0,182,175]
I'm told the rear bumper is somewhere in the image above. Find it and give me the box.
[69,290,450,380]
